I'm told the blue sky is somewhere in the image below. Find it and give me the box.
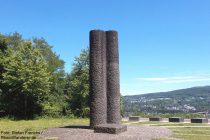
[1,0,210,95]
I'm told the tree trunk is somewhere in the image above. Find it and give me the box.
[24,94,27,118]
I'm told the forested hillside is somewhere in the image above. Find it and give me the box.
[124,86,210,115]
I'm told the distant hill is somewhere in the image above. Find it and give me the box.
[123,86,210,114]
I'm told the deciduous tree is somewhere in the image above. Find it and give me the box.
[0,41,51,118]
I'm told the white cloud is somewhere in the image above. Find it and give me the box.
[139,78,168,81]
[137,75,210,83]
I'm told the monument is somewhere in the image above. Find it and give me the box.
[89,30,127,134]
[89,30,107,127]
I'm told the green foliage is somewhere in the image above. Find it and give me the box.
[32,37,66,116]
[0,35,8,52]
[65,48,89,117]
[0,33,67,118]
[65,48,126,118]
[0,32,125,119]
[0,41,51,118]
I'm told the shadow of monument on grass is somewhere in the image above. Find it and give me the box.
[59,125,91,129]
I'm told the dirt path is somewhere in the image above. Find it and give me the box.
[40,125,174,140]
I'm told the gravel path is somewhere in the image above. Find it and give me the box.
[40,125,174,140]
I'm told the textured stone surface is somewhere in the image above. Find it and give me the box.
[191,118,208,123]
[106,31,121,124]
[129,116,140,121]
[41,125,173,140]
[149,117,163,121]
[94,124,127,134]
[89,30,107,127]
[169,117,184,122]
[89,30,126,133]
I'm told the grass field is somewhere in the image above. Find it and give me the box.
[0,117,89,139]
[0,117,89,131]
[1,118,210,140]
[126,121,210,140]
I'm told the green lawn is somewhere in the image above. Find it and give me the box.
[0,117,89,139]
[1,118,210,140]
[171,127,210,140]
[125,121,210,140]
[0,117,89,132]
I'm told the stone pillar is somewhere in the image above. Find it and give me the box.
[90,30,126,134]
[106,31,121,124]
[89,30,107,127]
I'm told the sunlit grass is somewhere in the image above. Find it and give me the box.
[0,117,89,139]
[1,118,210,140]
[0,117,89,132]
[124,120,210,140]
[172,134,210,140]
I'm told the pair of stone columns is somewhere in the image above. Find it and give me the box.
[89,30,121,127]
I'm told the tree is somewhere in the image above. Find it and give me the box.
[65,48,89,117]
[0,41,51,118]
[0,33,67,117]
[0,35,9,112]
[0,35,8,84]
[65,47,125,118]
[0,32,23,82]
[33,38,67,116]
[0,35,8,52]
